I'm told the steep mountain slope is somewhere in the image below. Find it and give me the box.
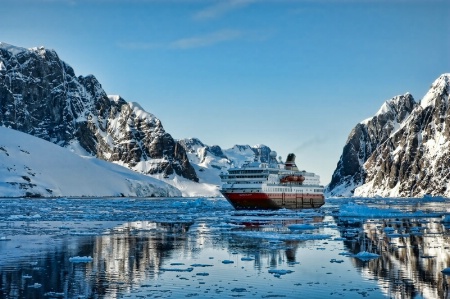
[0,126,181,197]
[0,42,197,182]
[355,74,450,197]
[326,93,417,196]
[327,74,450,198]
[178,139,274,190]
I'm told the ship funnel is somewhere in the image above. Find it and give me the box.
[285,153,298,171]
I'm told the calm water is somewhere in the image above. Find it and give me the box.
[0,197,449,298]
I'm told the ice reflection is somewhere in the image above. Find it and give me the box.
[0,197,449,298]
[336,211,450,298]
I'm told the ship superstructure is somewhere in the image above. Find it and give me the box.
[220,152,325,210]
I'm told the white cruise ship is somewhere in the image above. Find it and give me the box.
[220,151,325,210]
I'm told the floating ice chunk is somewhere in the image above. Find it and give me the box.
[423,194,446,202]
[69,256,93,263]
[44,292,65,298]
[22,274,32,279]
[287,224,316,231]
[70,232,97,236]
[232,231,331,241]
[333,237,346,241]
[339,203,402,218]
[0,236,11,241]
[354,251,380,261]
[28,283,42,288]
[222,260,234,264]
[268,269,294,275]
[7,214,41,220]
[386,233,409,238]
[160,267,193,272]
[241,257,254,261]
[330,259,344,263]
[211,222,245,229]
[231,288,247,292]
[268,269,294,278]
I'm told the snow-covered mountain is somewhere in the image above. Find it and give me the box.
[0,42,281,197]
[327,74,450,197]
[0,126,181,197]
[176,139,275,196]
[0,42,197,183]
[326,93,417,196]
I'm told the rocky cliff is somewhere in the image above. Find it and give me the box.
[327,74,450,197]
[355,74,450,197]
[326,93,417,196]
[0,126,181,197]
[0,42,198,182]
[178,138,273,186]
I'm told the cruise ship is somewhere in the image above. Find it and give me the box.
[220,151,325,210]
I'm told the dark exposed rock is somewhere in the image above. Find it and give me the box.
[252,145,273,163]
[178,138,275,185]
[327,74,450,197]
[0,43,198,182]
[326,93,417,196]
[209,145,227,159]
[357,74,450,197]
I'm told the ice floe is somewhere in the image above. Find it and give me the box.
[354,251,380,261]
[69,256,93,263]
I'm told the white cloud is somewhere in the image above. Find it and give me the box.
[194,0,257,20]
[169,29,242,49]
[117,41,162,50]
[118,28,273,51]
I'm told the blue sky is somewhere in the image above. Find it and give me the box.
[2,0,449,184]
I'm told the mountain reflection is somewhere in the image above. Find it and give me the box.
[1,207,450,298]
[0,222,194,298]
[0,218,321,299]
[336,216,450,298]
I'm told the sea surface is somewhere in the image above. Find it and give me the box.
[0,197,449,299]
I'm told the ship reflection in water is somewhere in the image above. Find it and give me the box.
[0,197,449,298]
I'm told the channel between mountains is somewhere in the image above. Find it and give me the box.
[1,42,449,198]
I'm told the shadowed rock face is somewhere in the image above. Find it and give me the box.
[357,74,450,197]
[327,74,450,198]
[0,43,198,182]
[326,93,417,197]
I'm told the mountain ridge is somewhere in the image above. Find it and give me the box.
[0,42,282,197]
[0,126,181,197]
[0,42,198,183]
[327,73,450,197]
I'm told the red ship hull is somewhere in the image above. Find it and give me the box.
[221,191,325,210]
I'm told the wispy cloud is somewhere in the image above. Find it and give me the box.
[117,41,163,50]
[118,28,273,51]
[169,29,242,49]
[194,0,257,20]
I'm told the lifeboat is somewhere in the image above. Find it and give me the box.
[280,175,305,184]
